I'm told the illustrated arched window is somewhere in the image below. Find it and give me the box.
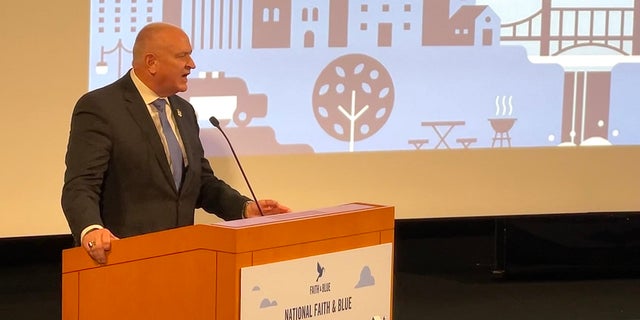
[312,8,319,21]
[263,8,270,22]
[302,8,308,21]
[274,8,280,22]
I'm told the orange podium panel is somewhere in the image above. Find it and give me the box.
[61,203,395,320]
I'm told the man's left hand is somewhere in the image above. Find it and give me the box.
[245,199,291,217]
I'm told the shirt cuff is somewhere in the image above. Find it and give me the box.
[242,200,254,219]
[80,224,104,242]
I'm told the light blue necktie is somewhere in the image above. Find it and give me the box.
[151,98,183,189]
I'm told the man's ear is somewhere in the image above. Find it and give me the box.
[145,53,158,75]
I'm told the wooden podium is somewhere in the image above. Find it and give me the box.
[61,203,394,320]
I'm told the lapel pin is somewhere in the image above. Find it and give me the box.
[177,109,182,118]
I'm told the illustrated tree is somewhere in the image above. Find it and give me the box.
[312,54,394,152]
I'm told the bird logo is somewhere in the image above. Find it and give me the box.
[316,262,325,282]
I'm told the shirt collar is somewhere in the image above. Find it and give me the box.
[130,69,166,105]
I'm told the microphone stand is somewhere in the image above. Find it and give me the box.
[209,116,264,216]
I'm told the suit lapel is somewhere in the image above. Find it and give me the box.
[120,75,177,191]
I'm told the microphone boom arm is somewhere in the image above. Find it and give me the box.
[209,116,264,216]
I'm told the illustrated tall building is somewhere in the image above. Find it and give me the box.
[95,0,159,34]
[328,0,349,47]
[161,0,247,50]
[421,0,450,45]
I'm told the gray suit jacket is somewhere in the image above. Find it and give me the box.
[62,72,249,244]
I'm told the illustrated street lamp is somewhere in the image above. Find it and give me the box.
[95,39,132,77]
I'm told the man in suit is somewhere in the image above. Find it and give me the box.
[62,22,290,264]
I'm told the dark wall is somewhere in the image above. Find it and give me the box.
[2,213,640,320]
[394,212,640,279]
[0,235,73,320]
[501,213,640,277]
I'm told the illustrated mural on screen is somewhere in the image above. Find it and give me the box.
[88,0,640,155]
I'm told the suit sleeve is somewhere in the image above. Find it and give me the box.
[175,98,250,220]
[196,156,251,221]
[61,94,111,243]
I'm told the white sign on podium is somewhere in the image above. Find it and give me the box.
[241,243,392,320]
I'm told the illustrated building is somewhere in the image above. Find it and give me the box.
[292,2,326,48]
[349,0,423,47]
[252,0,292,48]
[422,0,500,46]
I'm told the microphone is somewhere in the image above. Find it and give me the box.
[209,116,264,216]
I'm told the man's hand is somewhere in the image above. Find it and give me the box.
[82,228,119,264]
[245,199,291,218]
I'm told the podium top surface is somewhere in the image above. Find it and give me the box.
[62,203,394,273]
[214,203,377,228]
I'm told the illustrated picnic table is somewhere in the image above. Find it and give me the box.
[421,120,466,149]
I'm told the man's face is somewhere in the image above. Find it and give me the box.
[150,29,196,97]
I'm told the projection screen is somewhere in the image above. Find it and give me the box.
[1,0,639,238]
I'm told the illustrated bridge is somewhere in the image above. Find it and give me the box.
[500,0,640,56]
